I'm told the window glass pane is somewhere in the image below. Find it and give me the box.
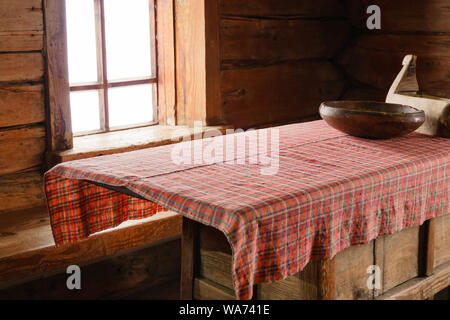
[65,0,98,84]
[108,84,154,128]
[104,0,153,80]
[70,90,101,134]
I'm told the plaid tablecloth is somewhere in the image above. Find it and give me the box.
[44,120,450,299]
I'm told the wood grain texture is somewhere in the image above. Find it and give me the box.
[198,224,232,290]
[257,262,319,300]
[0,0,43,51]
[199,249,233,290]
[341,86,386,101]
[0,207,182,289]
[377,260,450,300]
[48,125,229,167]
[0,84,45,127]
[375,226,420,295]
[0,239,180,300]
[221,18,350,63]
[0,53,43,83]
[220,0,345,18]
[186,220,449,300]
[434,214,450,268]
[156,0,176,126]
[0,171,44,214]
[221,61,345,128]
[0,125,45,176]
[337,34,450,98]
[335,241,374,299]
[204,0,223,125]
[180,217,197,299]
[194,277,235,300]
[44,0,73,151]
[175,0,223,126]
[0,32,43,52]
[344,0,450,33]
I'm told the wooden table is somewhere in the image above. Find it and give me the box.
[181,214,450,300]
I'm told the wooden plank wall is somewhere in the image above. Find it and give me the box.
[339,0,450,101]
[219,0,350,128]
[0,0,46,213]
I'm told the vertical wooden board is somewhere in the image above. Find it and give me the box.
[334,241,375,299]
[0,126,46,176]
[175,0,222,126]
[258,261,319,300]
[375,227,420,294]
[220,0,345,18]
[204,0,223,125]
[337,34,450,98]
[0,85,45,127]
[174,0,206,125]
[156,0,176,125]
[0,53,44,82]
[434,214,450,268]
[0,171,44,213]
[44,0,73,151]
[344,0,450,32]
[221,61,345,128]
[180,218,197,299]
[221,19,350,62]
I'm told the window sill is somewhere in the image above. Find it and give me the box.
[47,124,229,165]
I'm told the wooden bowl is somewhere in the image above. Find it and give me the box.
[319,101,426,139]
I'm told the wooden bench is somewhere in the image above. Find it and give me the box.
[0,206,182,290]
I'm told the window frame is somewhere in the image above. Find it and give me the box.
[44,0,176,152]
[68,0,158,136]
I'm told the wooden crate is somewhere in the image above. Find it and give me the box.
[181,215,450,300]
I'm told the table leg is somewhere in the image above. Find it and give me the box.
[318,258,336,300]
[180,217,197,299]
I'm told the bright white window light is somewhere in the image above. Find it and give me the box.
[69,90,101,133]
[108,84,154,128]
[104,0,153,80]
[65,0,98,85]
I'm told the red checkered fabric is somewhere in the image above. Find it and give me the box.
[44,120,450,299]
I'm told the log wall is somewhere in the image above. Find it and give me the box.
[218,0,350,128]
[0,0,45,213]
[339,0,450,100]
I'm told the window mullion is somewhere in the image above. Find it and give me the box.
[94,0,109,131]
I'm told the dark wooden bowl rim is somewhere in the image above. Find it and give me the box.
[320,101,425,118]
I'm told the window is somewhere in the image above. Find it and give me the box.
[65,0,157,135]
